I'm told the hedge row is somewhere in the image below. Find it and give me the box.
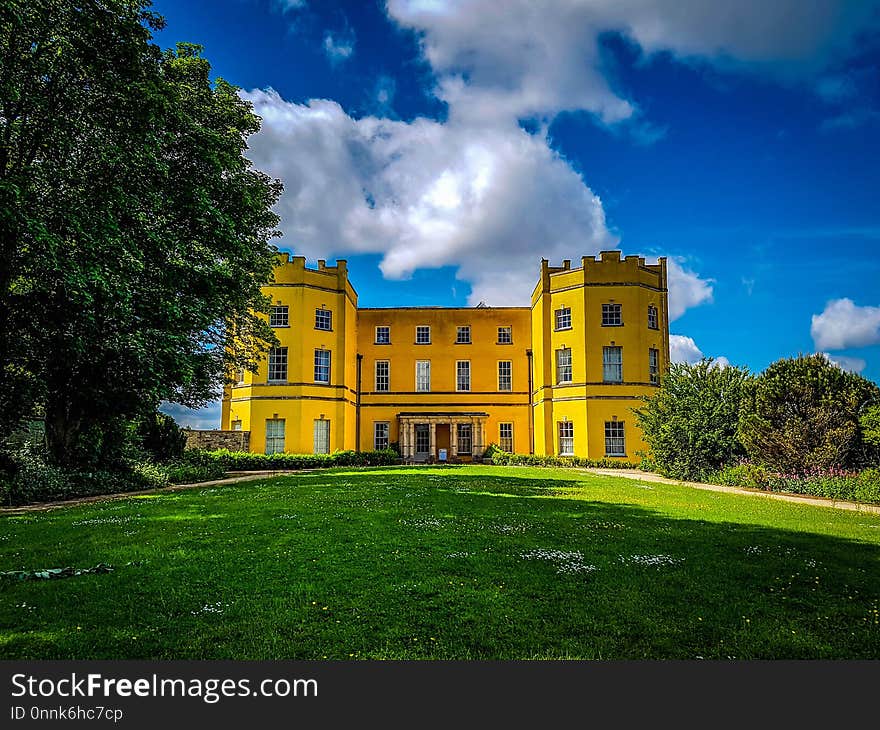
[490,451,639,470]
[709,463,880,505]
[204,448,400,471]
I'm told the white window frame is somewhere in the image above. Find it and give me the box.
[375,326,391,344]
[456,360,471,392]
[497,326,513,344]
[498,360,512,391]
[649,348,660,385]
[603,346,623,383]
[268,347,288,383]
[648,305,659,330]
[374,422,390,451]
[315,308,332,331]
[314,349,331,384]
[555,306,572,331]
[457,424,472,455]
[313,419,330,454]
[602,303,622,327]
[456,325,471,344]
[416,325,431,344]
[231,420,243,432]
[269,305,289,328]
[375,360,390,392]
[556,348,572,384]
[416,360,431,392]
[266,419,285,455]
[558,421,574,456]
[499,423,513,452]
[605,421,626,457]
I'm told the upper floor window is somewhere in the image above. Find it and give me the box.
[456,326,471,344]
[456,360,471,392]
[235,368,245,385]
[558,421,574,456]
[268,347,287,383]
[602,303,622,326]
[375,360,390,392]
[605,420,626,456]
[556,348,572,384]
[416,360,431,392]
[375,326,391,344]
[269,305,289,328]
[416,325,431,344]
[498,360,512,391]
[315,308,332,331]
[603,346,623,383]
[648,305,659,330]
[497,326,512,344]
[555,306,572,331]
[314,349,331,384]
[649,348,660,385]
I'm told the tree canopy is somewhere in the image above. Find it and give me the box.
[0,0,281,467]
[633,359,753,481]
[738,354,880,474]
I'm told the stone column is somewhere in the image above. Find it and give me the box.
[429,422,436,459]
[450,420,458,458]
[473,417,483,456]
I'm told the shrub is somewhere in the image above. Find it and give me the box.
[205,448,400,471]
[136,412,187,463]
[738,354,880,474]
[633,359,753,482]
[708,462,880,505]
[491,452,638,469]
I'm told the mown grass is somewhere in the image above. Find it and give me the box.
[1,465,879,659]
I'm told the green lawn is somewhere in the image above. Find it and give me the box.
[2,465,879,659]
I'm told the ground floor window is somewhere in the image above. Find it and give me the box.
[374,422,389,450]
[605,420,626,456]
[558,421,574,455]
[415,424,430,453]
[457,423,472,455]
[265,419,285,454]
[499,422,513,452]
[231,420,242,432]
[313,419,330,454]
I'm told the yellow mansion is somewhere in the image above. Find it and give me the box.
[221,251,670,461]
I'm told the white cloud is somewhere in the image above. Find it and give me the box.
[669,334,704,364]
[811,298,880,351]
[669,334,729,368]
[273,0,306,13]
[160,402,221,430]
[323,32,354,64]
[386,0,880,126]
[243,91,618,305]
[819,352,868,374]
[666,258,713,321]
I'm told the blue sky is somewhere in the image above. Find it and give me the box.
[152,0,880,428]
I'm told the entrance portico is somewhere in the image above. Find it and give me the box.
[398,412,488,462]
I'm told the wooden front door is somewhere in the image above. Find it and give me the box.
[435,424,450,460]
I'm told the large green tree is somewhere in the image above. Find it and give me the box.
[1,1,280,467]
[633,359,753,481]
[738,354,880,474]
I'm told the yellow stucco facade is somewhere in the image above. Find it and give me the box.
[221,251,669,461]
